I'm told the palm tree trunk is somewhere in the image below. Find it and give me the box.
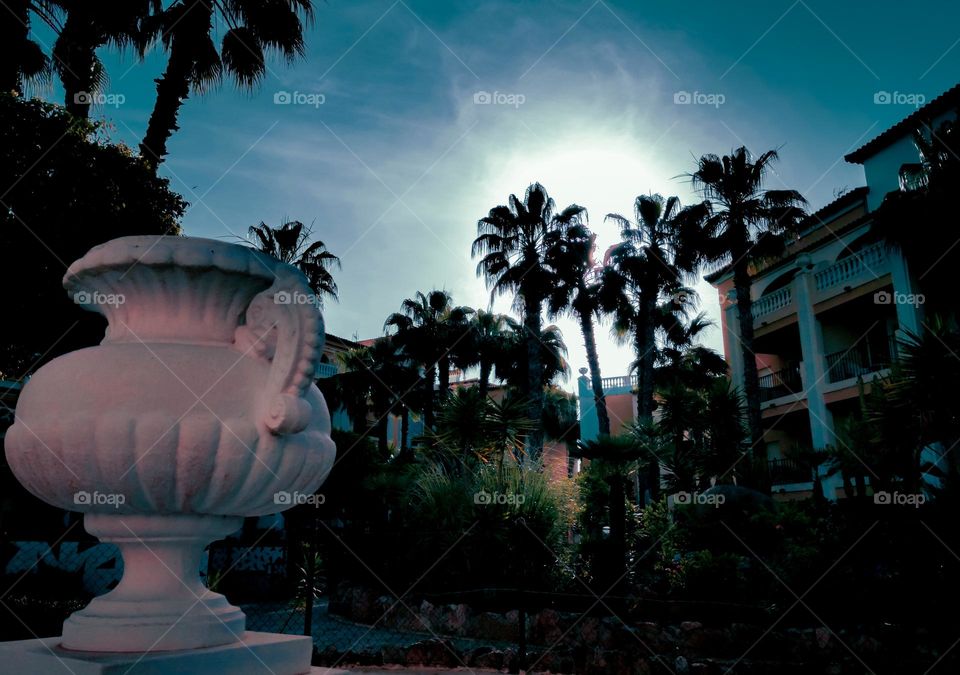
[636,290,659,500]
[636,290,657,421]
[479,358,492,398]
[58,9,99,118]
[438,355,451,395]
[854,472,866,499]
[422,365,436,429]
[377,410,389,455]
[524,295,545,465]
[607,470,627,589]
[0,1,29,95]
[140,3,211,169]
[733,264,766,485]
[401,405,410,450]
[579,310,610,436]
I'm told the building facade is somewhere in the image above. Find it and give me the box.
[707,84,958,499]
[577,84,959,499]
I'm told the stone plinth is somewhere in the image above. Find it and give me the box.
[0,631,320,674]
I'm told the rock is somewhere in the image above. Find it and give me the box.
[404,638,458,667]
[438,603,470,635]
[467,646,503,669]
[417,599,436,631]
[380,645,405,665]
[534,608,564,645]
[853,634,881,653]
[578,615,601,643]
[471,611,519,641]
[675,655,691,674]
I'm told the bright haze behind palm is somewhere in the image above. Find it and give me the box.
[32,0,960,388]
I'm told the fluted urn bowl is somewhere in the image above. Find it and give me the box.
[4,236,337,652]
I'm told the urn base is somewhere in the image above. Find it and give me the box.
[0,632,318,674]
[61,513,246,652]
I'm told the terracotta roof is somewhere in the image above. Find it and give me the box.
[845,83,960,164]
[324,332,362,349]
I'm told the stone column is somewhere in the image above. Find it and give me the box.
[794,256,840,499]
[724,289,745,392]
[577,368,599,444]
[889,248,922,337]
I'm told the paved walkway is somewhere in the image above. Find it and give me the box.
[315,669,500,674]
[243,600,515,654]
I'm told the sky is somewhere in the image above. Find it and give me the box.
[30,0,960,391]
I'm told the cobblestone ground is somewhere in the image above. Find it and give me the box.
[242,599,516,654]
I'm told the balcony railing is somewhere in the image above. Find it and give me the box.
[752,287,792,320]
[758,364,803,402]
[766,457,815,485]
[315,362,339,379]
[600,374,638,390]
[824,335,897,384]
[814,241,886,292]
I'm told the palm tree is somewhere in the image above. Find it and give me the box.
[1,1,52,96]
[385,290,472,429]
[545,217,611,436]
[337,337,406,454]
[689,147,807,462]
[49,1,154,118]
[873,110,960,319]
[437,302,474,395]
[655,312,728,392]
[496,323,569,392]
[247,220,339,304]
[139,0,313,169]
[473,183,585,463]
[604,194,703,424]
[577,435,645,589]
[462,310,518,398]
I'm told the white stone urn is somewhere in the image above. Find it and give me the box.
[4,236,336,652]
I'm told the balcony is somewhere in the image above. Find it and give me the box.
[824,336,897,384]
[315,362,339,379]
[814,242,886,293]
[752,287,792,320]
[767,457,815,486]
[600,374,638,391]
[759,364,803,402]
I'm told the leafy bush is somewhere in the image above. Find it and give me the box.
[0,94,186,379]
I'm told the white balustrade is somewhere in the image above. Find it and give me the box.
[814,242,886,291]
[751,286,792,319]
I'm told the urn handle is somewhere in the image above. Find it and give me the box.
[234,266,324,435]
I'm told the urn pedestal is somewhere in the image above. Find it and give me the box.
[2,236,337,670]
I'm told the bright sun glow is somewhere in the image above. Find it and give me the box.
[480,133,723,388]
